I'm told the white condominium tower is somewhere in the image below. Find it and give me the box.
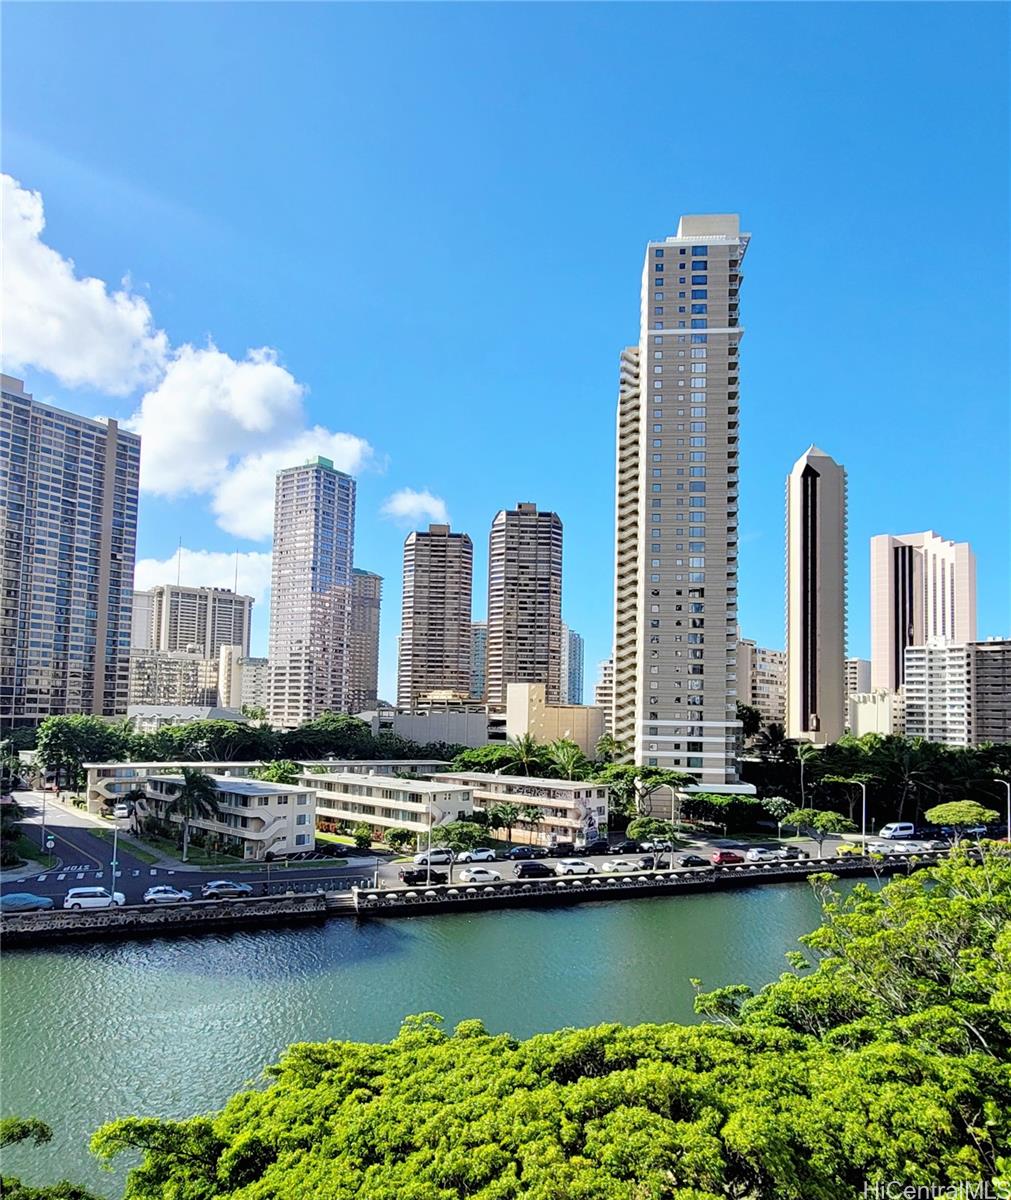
[486,503,563,705]
[132,584,253,658]
[786,446,847,745]
[267,456,356,727]
[397,524,473,708]
[870,531,976,691]
[612,215,749,784]
[1,375,141,722]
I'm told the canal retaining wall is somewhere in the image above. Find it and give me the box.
[352,851,954,916]
[2,893,338,947]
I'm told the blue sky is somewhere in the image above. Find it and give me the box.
[4,2,1008,702]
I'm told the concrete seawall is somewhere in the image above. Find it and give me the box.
[2,893,340,947]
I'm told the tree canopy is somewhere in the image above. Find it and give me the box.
[84,849,1011,1199]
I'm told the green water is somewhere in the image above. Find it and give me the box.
[2,882,839,1196]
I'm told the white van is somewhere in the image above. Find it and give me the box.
[878,822,916,840]
[63,887,126,910]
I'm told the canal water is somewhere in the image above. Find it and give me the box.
[2,881,843,1196]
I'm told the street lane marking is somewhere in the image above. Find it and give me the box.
[57,874,66,880]
[132,870,139,876]
[149,869,157,875]
[36,875,48,882]
[76,873,84,879]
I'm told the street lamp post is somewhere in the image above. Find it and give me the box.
[110,821,119,897]
[997,778,1011,844]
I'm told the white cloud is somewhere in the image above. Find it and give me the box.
[212,426,373,541]
[381,488,449,526]
[133,548,273,606]
[1,173,168,394]
[2,173,377,542]
[125,344,306,497]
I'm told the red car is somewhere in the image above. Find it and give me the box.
[711,850,745,865]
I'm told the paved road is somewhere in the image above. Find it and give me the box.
[4,798,376,906]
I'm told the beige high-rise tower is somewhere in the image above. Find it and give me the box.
[611,215,749,783]
[486,504,563,705]
[348,569,382,713]
[869,531,976,691]
[1,375,140,722]
[397,525,473,708]
[786,446,847,744]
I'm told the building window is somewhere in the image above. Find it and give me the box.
[691,304,707,314]
[691,319,707,329]
[691,290,707,299]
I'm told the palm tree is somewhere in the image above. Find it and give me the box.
[544,739,591,781]
[519,803,543,841]
[503,734,543,776]
[489,802,522,842]
[594,733,629,764]
[795,742,820,808]
[754,723,790,760]
[161,767,221,863]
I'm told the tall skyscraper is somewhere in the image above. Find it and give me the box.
[612,215,749,783]
[560,624,585,704]
[786,446,847,744]
[486,503,563,706]
[1,375,140,722]
[218,645,269,712]
[870,531,977,690]
[267,456,356,727]
[348,568,382,713]
[470,621,487,700]
[132,584,253,657]
[397,524,473,708]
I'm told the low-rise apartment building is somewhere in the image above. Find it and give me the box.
[141,774,316,860]
[85,758,452,813]
[430,771,609,847]
[301,771,473,843]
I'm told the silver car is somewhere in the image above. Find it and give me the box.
[554,859,596,876]
[143,885,193,904]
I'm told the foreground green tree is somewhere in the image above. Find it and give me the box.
[89,849,1011,1200]
[252,759,301,786]
[383,827,415,853]
[1,1117,100,1200]
[351,822,373,850]
[593,764,693,817]
[543,738,591,781]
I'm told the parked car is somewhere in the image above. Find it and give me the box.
[456,847,497,863]
[640,840,674,853]
[0,892,54,913]
[771,847,809,861]
[865,841,893,854]
[458,867,502,884]
[834,843,864,856]
[63,887,126,910]
[503,845,537,860]
[554,859,596,875]
[200,880,254,900]
[891,842,925,854]
[143,885,193,904]
[513,861,554,879]
[711,850,744,865]
[878,822,916,840]
[398,868,448,886]
[579,839,611,856]
[413,849,454,866]
[745,848,778,863]
[112,803,131,819]
[602,859,642,873]
[545,842,577,858]
[612,840,641,855]
[674,854,710,868]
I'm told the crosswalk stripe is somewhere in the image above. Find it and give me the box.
[36,875,48,882]
[76,873,84,879]
[149,869,157,875]
[132,869,139,876]
[57,873,66,880]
